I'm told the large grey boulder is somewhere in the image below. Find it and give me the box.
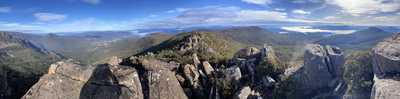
[22,60,143,99]
[371,33,400,99]
[138,59,188,99]
[302,44,344,89]
[372,33,400,77]
[289,44,345,98]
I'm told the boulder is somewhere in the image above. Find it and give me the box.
[108,56,122,66]
[372,33,400,77]
[22,60,143,99]
[183,64,200,86]
[139,59,188,99]
[288,44,345,98]
[146,69,188,99]
[202,61,215,77]
[371,78,400,99]
[224,66,242,83]
[233,86,262,99]
[371,33,400,99]
[234,86,252,99]
[192,53,201,66]
[302,44,344,89]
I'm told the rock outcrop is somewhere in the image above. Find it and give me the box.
[133,58,188,99]
[287,44,345,98]
[302,44,344,89]
[371,33,400,99]
[233,86,262,99]
[22,60,143,99]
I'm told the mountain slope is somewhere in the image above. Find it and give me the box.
[202,26,301,46]
[196,26,308,64]
[0,32,60,99]
[138,31,244,64]
[22,32,171,64]
[317,27,393,50]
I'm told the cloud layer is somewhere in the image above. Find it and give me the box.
[81,0,101,5]
[328,0,400,15]
[242,0,272,5]
[34,12,67,22]
[282,26,356,34]
[141,6,317,29]
[0,7,11,13]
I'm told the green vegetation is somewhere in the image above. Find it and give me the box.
[139,32,244,64]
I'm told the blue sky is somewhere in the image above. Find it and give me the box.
[0,0,399,33]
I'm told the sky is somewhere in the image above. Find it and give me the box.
[0,0,399,33]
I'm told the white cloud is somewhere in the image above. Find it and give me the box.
[328,0,400,15]
[82,0,101,5]
[323,16,338,20]
[0,18,137,33]
[36,18,135,33]
[292,9,311,14]
[140,6,317,29]
[0,7,11,13]
[274,8,285,11]
[0,22,41,32]
[292,0,325,3]
[33,12,67,22]
[237,10,288,21]
[167,8,189,13]
[282,26,356,34]
[321,14,400,26]
[242,0,272,5]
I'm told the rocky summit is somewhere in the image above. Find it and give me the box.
[2,31,400,99]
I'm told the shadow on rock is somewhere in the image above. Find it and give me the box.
[79,64,122,99]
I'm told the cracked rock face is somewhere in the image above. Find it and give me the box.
[21,60,143,99]
[290,44,345,98]
[302,44,344,89]
[372,33,400,77]
[371,33,400,99]
[137,59,188,99]
[371,78,400,99]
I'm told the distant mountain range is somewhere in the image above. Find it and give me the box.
[317,27,394,50]
[1,25,397,64]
